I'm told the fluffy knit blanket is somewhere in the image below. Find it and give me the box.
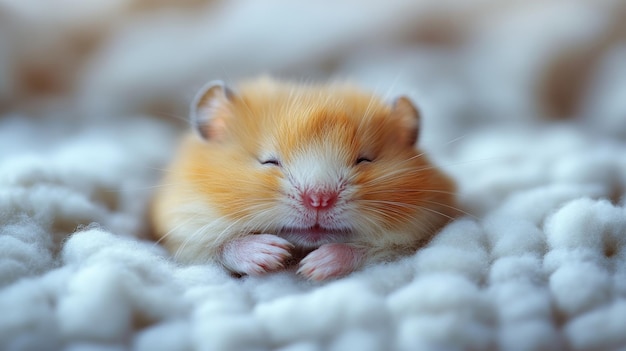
[1,1,625,350]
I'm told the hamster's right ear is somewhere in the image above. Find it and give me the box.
[191,80,235,141]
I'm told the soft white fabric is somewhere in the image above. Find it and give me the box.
[1,1,625,350]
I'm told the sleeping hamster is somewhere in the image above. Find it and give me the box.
[151,77,457,281]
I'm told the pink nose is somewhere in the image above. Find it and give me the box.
[302,190,338,210]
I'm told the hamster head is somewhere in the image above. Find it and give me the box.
[182,77,455,248]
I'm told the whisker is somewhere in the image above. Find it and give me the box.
[153,213,201,246]
[359,156,503,187]
[415,205,458,222]
[155,201,267,253]
[366,189,458,196]
[441,133,470,147]
[381,71,404,103]
[174,221,223,260]
[361,206,415,224]
[417,199,479,220]
[358,201,423,223]
[151,110,189,124]
[358,198,468,224]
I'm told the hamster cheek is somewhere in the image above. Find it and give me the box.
[220,234,294,276]
[297,243,366,281]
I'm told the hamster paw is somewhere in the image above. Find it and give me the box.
[297,243,365,281]
[220,234,294,276]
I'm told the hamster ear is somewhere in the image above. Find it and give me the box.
[191,80,235,141]
[391,96,421,146]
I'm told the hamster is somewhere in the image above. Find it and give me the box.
[150,77,458,281]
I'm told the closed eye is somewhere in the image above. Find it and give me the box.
[261,158,281,167]
[356,157,373,165]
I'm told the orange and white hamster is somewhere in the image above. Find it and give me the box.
[151,77,457,281]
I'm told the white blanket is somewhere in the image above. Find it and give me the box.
[1,1,625,350]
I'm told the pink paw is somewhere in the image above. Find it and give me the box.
[297,243,365,281]
[220,234,294,276]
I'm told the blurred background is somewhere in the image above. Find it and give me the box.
[2,3,626,348]
[0,0,625,205]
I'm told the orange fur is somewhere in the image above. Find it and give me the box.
[151,77,458,277]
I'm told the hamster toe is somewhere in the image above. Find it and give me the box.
[221,234,294,275]
[297,243,365,281]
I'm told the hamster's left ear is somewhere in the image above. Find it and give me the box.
[391,96,421,146]
[191,80,235,141]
